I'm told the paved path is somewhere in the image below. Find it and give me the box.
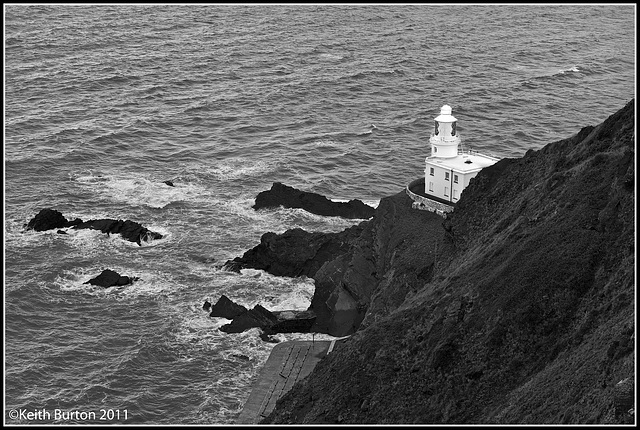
[236,340,337,424]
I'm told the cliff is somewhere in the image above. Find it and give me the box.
[225,189,445,337]
[260,99,635,424]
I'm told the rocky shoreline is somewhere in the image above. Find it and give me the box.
[223,184,446,337]
[23,99,635,424]
[233,100,635,424]
[204,295,316,342]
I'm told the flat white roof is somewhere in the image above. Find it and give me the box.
[426,153,499,174]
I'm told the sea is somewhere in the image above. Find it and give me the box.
[4,4,635,425]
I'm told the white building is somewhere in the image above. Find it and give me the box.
[424,105,499,203]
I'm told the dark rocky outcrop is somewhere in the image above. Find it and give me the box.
[208,294,248,319]
[251,100,634,424]
[72,219,163,246]
[24,209,162,246]
[267,310,317,334]
[163,180,175,187]
[208,295,318,337]
[223,225,364,278]
[219,304,279,334]
[225,190,444,337]
[83,269,138,288]
[253,182,376,219]
[25,208,82,231]
[202,300,212,311]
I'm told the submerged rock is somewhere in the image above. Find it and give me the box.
[253,182,376,219]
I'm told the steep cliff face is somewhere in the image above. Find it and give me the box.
[310,191,445,336]
[262,99,635,424]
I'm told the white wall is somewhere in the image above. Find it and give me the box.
[425,164,453,201]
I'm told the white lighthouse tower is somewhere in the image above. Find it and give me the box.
[429,104,460,158]
[424,104,499,203]
[406,104,500,216]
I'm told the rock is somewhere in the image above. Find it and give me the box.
[84,269,137,288]
[253,182,376,219]
[202,300,212,311]
[225,190,443,337]
[25,209,162,246]
[209,295,248,319]
[213,298,319,338]
[25,208,81,231]
[72,219,163,245]
[219,304,278,334]
[223,225,363,278]
[268,310,316,334]
[163,180,175,187]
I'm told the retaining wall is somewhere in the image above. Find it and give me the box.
[405,178,454,219]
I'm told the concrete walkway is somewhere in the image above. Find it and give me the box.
[236,339,337,424]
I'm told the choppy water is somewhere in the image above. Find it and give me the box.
[4,4,635,425]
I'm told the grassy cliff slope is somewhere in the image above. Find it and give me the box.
[262,99,635,424]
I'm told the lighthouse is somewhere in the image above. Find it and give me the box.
[429,104,460,158]
[406,104,500,216]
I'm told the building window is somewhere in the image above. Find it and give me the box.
[444,186,449,197]
[451,121,457,136]
[454,174,458,184]
[434,147,438,153]
[434,121,439,136]
[453,189,458,200]
[430,167,434,176]
[429,182,434,192]
[445,172,450,181]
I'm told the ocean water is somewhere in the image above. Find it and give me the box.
[4,4,635,425]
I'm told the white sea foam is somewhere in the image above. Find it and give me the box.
[239,268,265,278]
[51,222,172,254]
[260,276,316,311]
[331,198,380,209]
[561,66,580,74]
[199,158,279,182]
[73,171,207,208]
[318,53,344,61]
[313,138,338,148]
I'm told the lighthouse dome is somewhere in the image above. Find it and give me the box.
[434,104,457,123]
